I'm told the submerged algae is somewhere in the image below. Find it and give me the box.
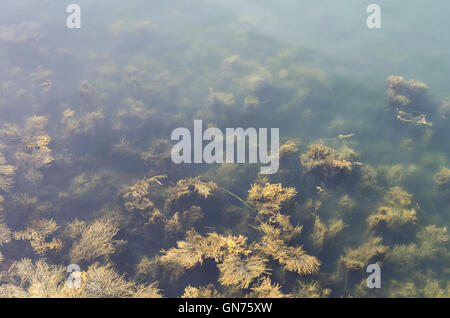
[0,2,449,299]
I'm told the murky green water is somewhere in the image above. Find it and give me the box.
[0,1,448,298]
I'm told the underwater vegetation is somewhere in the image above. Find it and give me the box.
[366,187,418,233]
[0,2,449,299]
[300,142,360,178]
[434,167,450,188]
[386,75,433,127]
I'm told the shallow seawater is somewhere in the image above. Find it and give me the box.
[0,1,448,298]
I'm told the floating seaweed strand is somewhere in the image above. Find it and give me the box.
[218,187,267,237]
[395,109,432,127]
[219,186,258,215]
[309,133,355,145]
[322,133,355,142]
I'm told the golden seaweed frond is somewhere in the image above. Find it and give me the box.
[259,236,320,275]
[367,205,417,232]
[80,263,134,298]
[207,88,235,107]
[279,140,300,157]
[121,176,156,212]
[160,229,253,270]
[147,174,168,185]
[367,186,418,232]
[279,139,301,165]
[259,222,282,239]
[340,236,388,271]
[69,216,125,263]
[244,94,259,111]
[0,283,30,298]
[24,116,48,136]
[0,153,16,192]
[182,205,204,227]
[64,173,104,199]
[296,280,331,298]
[135,256,154,280]
[133,282,163,298]
[14,145,54,171]
[310,216,326,250]
[61,108,105,135]
[0,123,22,141]
[300,143,354,177]
[0,165,17,176]
[113,98,154,131]
[24,135,51,149]
[416,225,448,258]
[417,225,448,244]
[277,213,302,238]
[220,235,251,257]
[60,262,163,298]
[140,139,171,162]
[386,75,428,108]
[9,258,64,297]
[384,243,419,269]
[167,177,218,204]
[164,212,183,240]
[359,164,379,189]
[182,284,221,298]
[383,186,413,207]
[14,219,60,255]
[111,136,140,156]
[281,253,320,275]
[433,167,450,187]
[379,164,421,187]
[384,279,418,297]
[259,212,303,242]
[203,232,254,261]
[78,80,96,100]
[328,218,346,238]
[198,232,239,261]
[439,97,450,119]
[0,220,12,246]
[146,209,164,226]
[250,277,292,298]
[193,180,217,198]
[164,178,218,214]
[384,224,448,270]
[218,254,269,288]
[422,279,450,298]
[247,183,297,215]
[245,66,273,91]
[0,154,16,173]
[386,75,432,125]
[135,255,185,285]
[63,218,87,239]
[160,229,206,269]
